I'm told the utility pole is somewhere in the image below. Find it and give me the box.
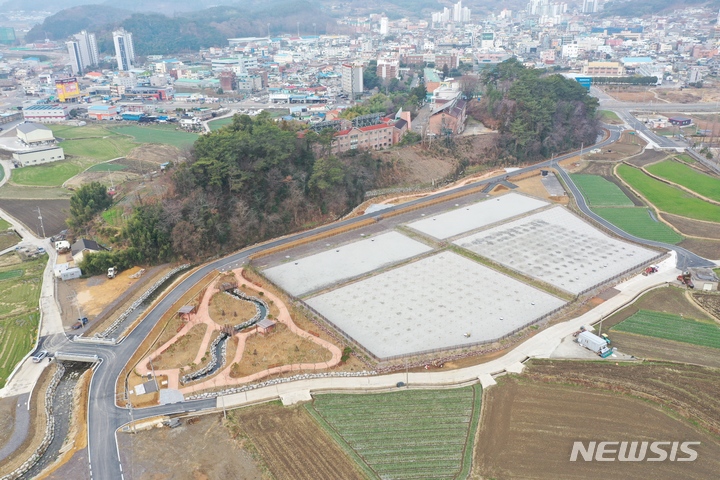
[36,206,45,238]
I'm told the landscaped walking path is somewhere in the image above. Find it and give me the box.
[136,268,341,393]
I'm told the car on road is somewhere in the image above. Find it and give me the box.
[32,350,48,362]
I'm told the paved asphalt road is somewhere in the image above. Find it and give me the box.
[33,123,714,479]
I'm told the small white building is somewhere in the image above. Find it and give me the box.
[12,146,66,166]
[22,104,68,123]
[16,123,55,146]
[60,267,82,281]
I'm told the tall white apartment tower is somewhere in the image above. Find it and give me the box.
[341,63,363,98]
[582,0,597,13]
[113,29,135,71]
[380,16,389,36]
[66,30,98,75]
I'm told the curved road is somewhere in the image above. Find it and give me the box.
[27,125,714,480]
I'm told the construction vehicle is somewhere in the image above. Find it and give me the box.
[677,271,694,289]
[601,333,611,345]
[643,265,659,276]
[107,266,117,279]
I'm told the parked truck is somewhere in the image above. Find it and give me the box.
[577,331,613,358]
[677,271,694,289]
[72,317,88,330]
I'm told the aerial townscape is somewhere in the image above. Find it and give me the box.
[1,0,720,479]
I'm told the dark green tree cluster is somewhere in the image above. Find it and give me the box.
[68,182,113,230]
[79,248,139,276]
[116,113,387,261]
[477,59,599,163]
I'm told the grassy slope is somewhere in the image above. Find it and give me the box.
[646,160,720,202]
[571,174,634,207]
[0,218,11,230]
[617,164,720,223]
[597,110,622,124]
[612,309,720,349]
[592,207,684,244]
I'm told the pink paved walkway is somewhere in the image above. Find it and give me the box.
[136,268,341,395]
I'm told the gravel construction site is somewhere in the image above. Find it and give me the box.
[454,206,659,295]
[259,191,661,360]
[407,192,549,239]
[306,251,566,359]
[264,231,432,297]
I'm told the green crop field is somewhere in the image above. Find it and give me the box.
[60,136,136,161]
[646,160,720,202]
[675,153,696,165]
[0,269,22,280]
[208,117,233,131]
[10,160,84,187]
[0,218,11,230]
[87,163,128,172]
[307,385,482,480]
[571,174,634,207]
[592,207,684,244]
[48,124,115,139]
[617,164,720,223]
[612,310,720,349]
[0,258,44,388]
[111,125,199,148]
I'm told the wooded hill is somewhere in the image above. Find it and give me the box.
[472,58,599,163]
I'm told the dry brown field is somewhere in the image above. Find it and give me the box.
[662,213,720,239]
[0,199,70,237]
[472,361,720,480]
[226,402,365,480]
[117,413,263,480]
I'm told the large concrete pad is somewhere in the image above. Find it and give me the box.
[306,251,566,359]
[407,192,549,239]
[454,207,658,295]
[263,231,432,296]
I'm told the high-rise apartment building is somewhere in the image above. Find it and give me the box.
[341,63,364,98]
[582,0,597,13]
[379,17,389,36]
[66,30,98,75]
[113,29,135,71]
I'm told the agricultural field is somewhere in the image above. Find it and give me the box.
[208,117,233,131]
[676,153,697,164]
[60,136,136,161]
[226,402,365,480]
[617,164,720,223]
[646,160,720,202]
[0,199,70,237]
[612,310,720,349]
[592,207,684,244]
[10,161,85,187]
[86,163,127,173]
[473,361,720,480]
[110,125,199,149]
[0,256,44,388]
[0,230,19,251]
[570,174,635,206]
[308,385,481,480]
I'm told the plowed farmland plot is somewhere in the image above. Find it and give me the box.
[308,385,481,480]
[570,174,634,206]
[612,310,720,349]
[473,361,720,480]
[646,160,720,202]
[227,402,365,480]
